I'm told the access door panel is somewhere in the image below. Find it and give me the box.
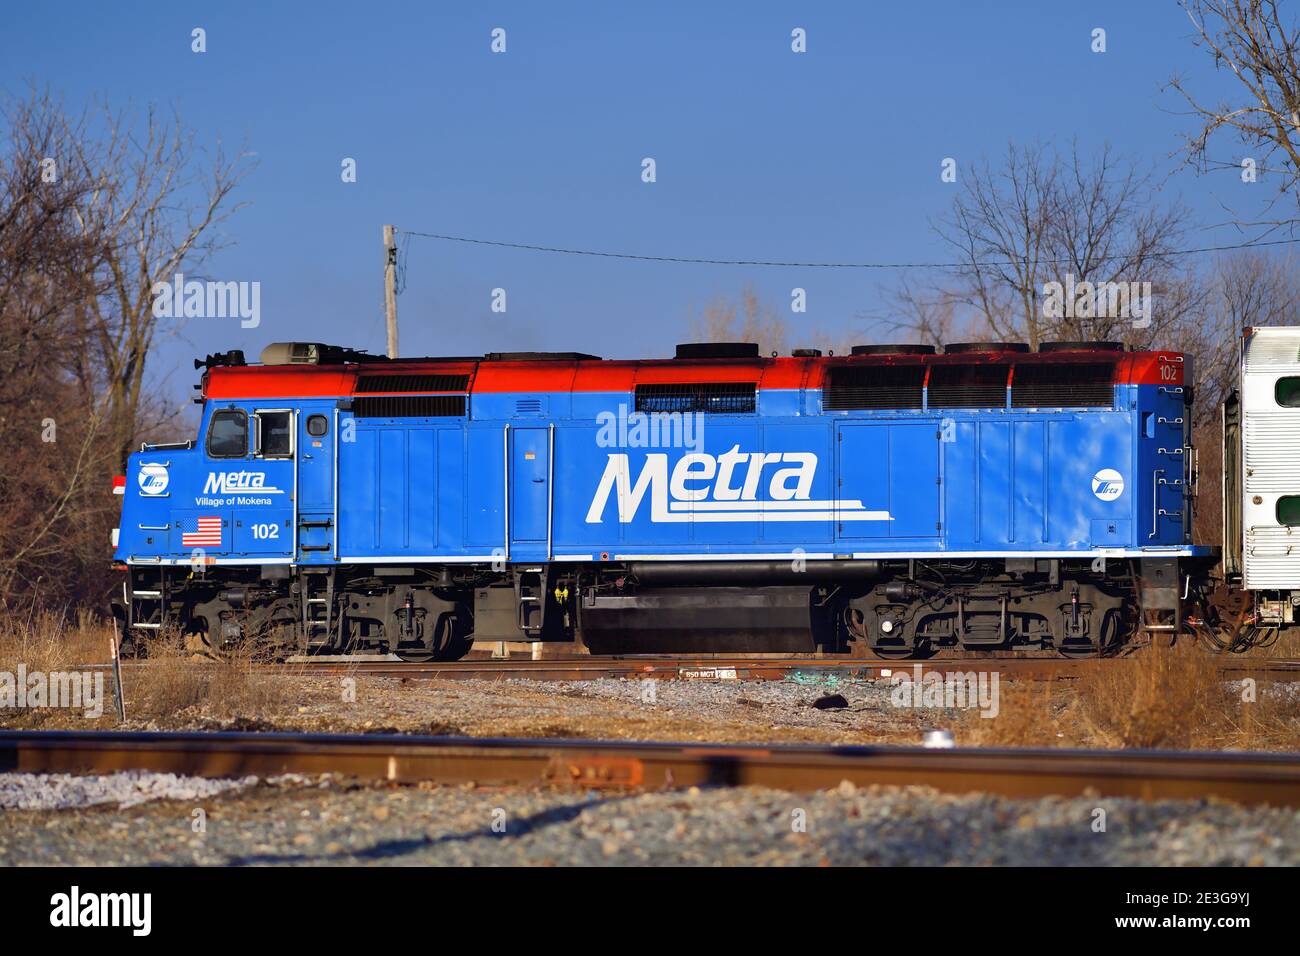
[836,422,940,540]
[510,427,550,546]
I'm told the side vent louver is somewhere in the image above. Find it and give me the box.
[824,366,924,409]
[927,365,1010,408]
[356,374,470,393]
[635,382,757,414]
[352,396,467,417]
[1011,363,1115,407]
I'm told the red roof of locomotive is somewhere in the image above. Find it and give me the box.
[202,346,1185,399]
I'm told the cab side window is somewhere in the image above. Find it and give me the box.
[256,411,293,458]
[1276,377,1300,407]
[207,409,248,458]
[1279,496,1300,527]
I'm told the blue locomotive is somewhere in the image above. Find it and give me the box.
[112,339,1212,659]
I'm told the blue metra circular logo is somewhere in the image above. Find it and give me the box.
[1091,468,1124,502]
[138,463,169,496]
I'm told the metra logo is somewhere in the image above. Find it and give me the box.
[1091,468,1125,502]
[203,471,285,495]
[586,445,891,523]
[138,463,169,496]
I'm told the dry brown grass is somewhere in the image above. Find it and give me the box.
[960,644,1300,751]
[0,613,292,729]
[5,614,1300,751]
[1237,626,1300,658]
[126,633,291,723]
[0,610,110,675]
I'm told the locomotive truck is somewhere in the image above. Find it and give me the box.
[110,331,1290,660]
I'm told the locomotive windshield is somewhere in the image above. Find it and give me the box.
[206,409,248,458]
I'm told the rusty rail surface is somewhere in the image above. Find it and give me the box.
[267,655,1300,683]
[5,730,1300,807]
[94,654,1300,685]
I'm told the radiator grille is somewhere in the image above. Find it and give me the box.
[355,374,470,393]
[1010,363,1115,408]
[635,382,756,414]
[927,364,1009,408]
[824,366,924,409]
[352,395,467,417]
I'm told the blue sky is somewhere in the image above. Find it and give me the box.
[0,1,1269,403]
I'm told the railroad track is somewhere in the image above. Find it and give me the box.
[95,653,1300,684]
[5,729,1300,807]
[266,654,1300,683]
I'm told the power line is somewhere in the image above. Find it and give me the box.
[397,229,1300,271]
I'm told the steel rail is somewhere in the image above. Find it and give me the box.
[263,655,1300,683]
[4,730,1300,807]
[91,655,1300,684]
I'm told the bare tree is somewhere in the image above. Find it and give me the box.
[898,142,1194,350]
[690,284,790,355]
[1182,249,1300,424]
[1170,0,1300,220]
[62,101,252,467]
[888,278,967,348]
[0,87,252,611]
[0,90,105,398]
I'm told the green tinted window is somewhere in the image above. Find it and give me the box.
[1276,377,1300,407]
[1278,496,1300,526]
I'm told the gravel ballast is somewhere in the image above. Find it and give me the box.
[0,772,1296,866]
[0,770,258,811]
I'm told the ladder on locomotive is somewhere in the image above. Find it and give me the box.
[300,570,335,648]
[126,566,167,633]
[515,567,550,640]
[1136,558,1181,645]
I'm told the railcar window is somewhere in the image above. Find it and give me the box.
[256,411,293,458]
[207,410,248,458]
[306,414,329,437]
[1279,496,1300,526]
[1276,377,1300,407]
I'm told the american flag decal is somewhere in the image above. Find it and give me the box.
[182,516,223,548]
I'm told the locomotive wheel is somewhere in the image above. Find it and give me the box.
[394,611,472,662]
[394,639,472,663]
[868,639,935,660]
[1057,643,1104,658]
[1056,608,1127,658]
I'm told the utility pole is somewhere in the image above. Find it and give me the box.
[383,224,399,358]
